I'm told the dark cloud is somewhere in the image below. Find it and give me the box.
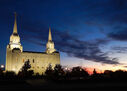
[108,28,127,41]
[111,46,127,53]
[55,38,119,64]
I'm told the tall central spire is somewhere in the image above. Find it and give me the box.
[48,27,52,41]
[13,12,18,34]
[9,12,23,52]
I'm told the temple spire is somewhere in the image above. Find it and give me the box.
[13,12,18,34]
[9,12,23,52]
[48,27,52,41]
[46,27,56,53]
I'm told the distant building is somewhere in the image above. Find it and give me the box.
[5,13,60,74]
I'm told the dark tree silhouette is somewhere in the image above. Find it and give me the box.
[54,64,65,79]
[18,60,34,78]
[0,68,3,76]
[21,60,31,71]
[113,70,126,80]
[45,64,54,76]
[71,66,89,79]
[104,70,113,78]
[45,64,65,80]
[5,71,16,78]
[93,69,97,75]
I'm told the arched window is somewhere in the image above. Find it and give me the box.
[33,59,34,63]
[23,59,24,63]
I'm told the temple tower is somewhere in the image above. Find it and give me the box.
[46,27,56,54]
[9,13,23,51]
[6,13,23,71]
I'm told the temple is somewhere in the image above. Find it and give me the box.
[5,13,60,74]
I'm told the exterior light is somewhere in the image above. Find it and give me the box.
[0,65,4,68]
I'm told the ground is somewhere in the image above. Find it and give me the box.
[0,79,127,90]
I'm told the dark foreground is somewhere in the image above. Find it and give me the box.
[0,79,127,90]
[1,66,127,90]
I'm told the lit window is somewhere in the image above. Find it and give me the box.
[23,59,24,63]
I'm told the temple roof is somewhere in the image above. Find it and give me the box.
[23,51,59,54]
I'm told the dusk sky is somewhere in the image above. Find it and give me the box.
[1,0,127,71]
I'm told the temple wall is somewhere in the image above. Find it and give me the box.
[6,49,60,75]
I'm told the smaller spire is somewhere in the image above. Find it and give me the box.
[13,12,18,34]
[46,27,56,53]
[48,27,52,41]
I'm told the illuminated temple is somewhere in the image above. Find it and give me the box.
[5,14,60,74]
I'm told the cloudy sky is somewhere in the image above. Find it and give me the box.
[0,0,127,71]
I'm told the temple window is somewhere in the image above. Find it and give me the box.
[33,59,34,63]
[23,59,24,63]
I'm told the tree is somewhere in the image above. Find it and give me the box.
[45,64,53,76]
[71,66,89,79]
[104,70,113,78]
[45,64,54,79]
[0,68,3,76]
[21,60,31,72]
[45,64,65,80]
[54,64,65,77]
[93,69,97,75]
[18,60,34,77]
[5,71,16,78]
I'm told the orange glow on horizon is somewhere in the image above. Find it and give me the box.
[82,65,127,75]
[83,67,104,75]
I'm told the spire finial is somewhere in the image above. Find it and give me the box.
[13,12,18,34]
[48,27,52,41]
